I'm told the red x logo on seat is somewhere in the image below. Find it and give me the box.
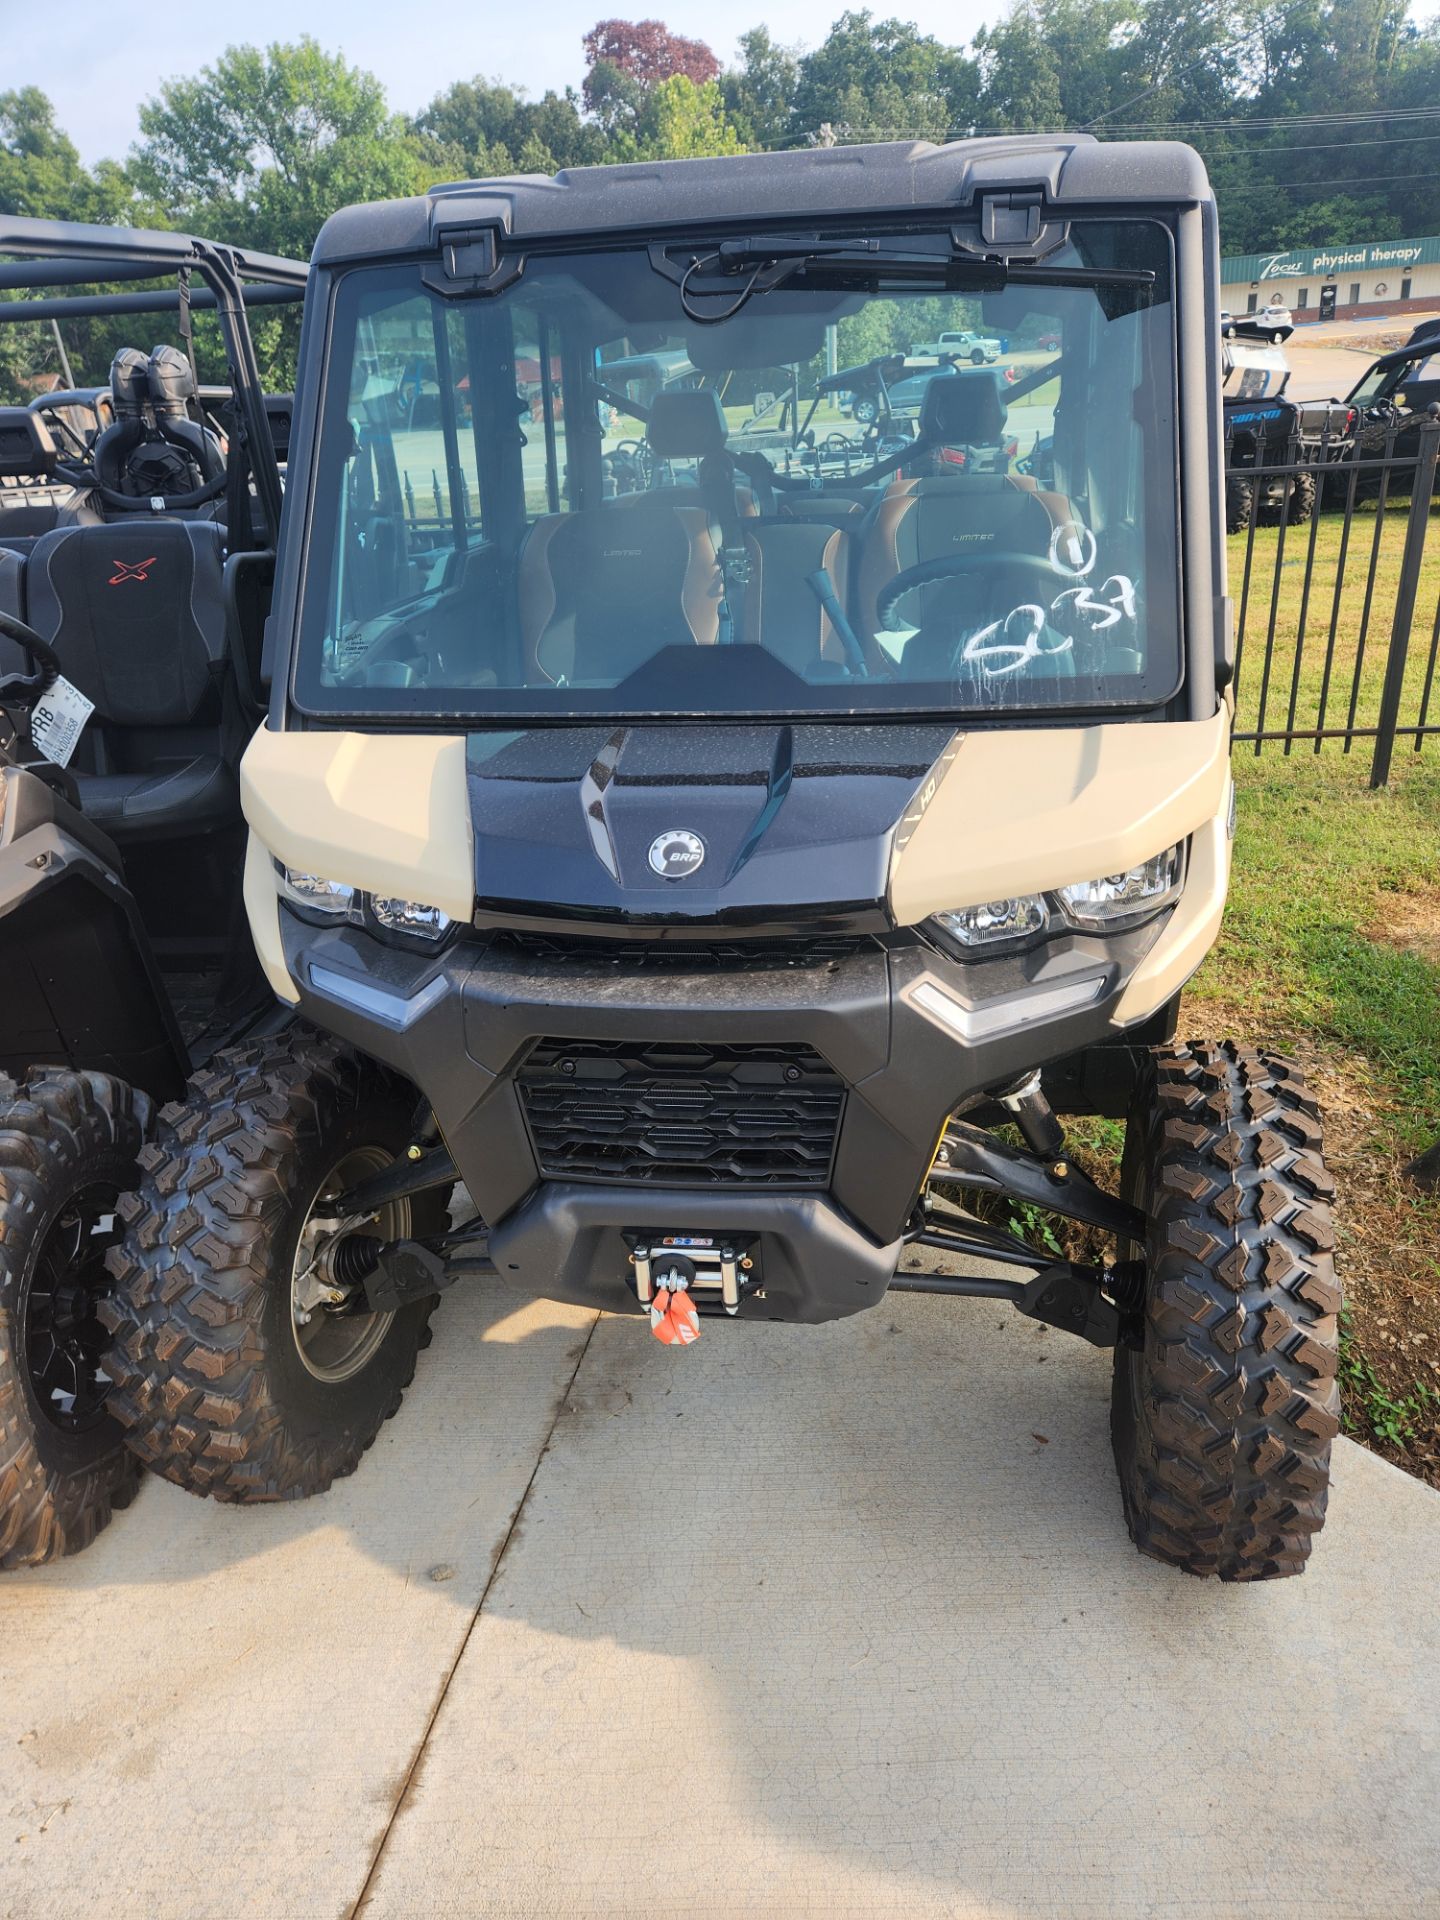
[108,556,157,585]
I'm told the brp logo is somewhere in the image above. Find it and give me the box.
[648,829,706,880]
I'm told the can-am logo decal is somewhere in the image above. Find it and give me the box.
[648,829,706,879]
[108,556,156,585]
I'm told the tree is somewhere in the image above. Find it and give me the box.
[582,19,722,138]
[0,88,130,223]
[788,12,978,144]
[411,78,603,178]
[723,27,801,148]
[631,76,746,159]
[583,19,721,95]
[130,40,425,259]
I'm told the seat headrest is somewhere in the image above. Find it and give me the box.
[110,347,152,419]
[148,344,196,418]
[0,407,58,481]
[920,371,1006,446]
[647,387,728,459]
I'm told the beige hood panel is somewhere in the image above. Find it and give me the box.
[240,729,474,921]
[888,711,1230,926]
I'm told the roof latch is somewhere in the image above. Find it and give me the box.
[982,191,1044,248]
[953,189,1069,263]
[423,225,523,299]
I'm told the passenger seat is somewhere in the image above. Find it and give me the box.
[22,520,238,841]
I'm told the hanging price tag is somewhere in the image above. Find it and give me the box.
[28,675,94,769]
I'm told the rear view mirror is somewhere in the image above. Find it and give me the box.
[224,550,277,714]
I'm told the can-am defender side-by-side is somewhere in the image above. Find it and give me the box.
[0,219,307,1568]
[96,136,1339,1582]
[1220,318,1358,533]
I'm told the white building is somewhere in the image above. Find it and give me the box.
[1220,237,1440,325]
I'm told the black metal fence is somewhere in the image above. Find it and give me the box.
[1227,415,1440,785]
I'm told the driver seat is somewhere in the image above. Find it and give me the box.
[857,373,1078,638]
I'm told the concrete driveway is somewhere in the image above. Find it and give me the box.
[3,1279,1438,1920]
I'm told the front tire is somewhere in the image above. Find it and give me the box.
[102,1033,445,1505]
[1,1071,148,1571]
[1225,474,1255,533]
[1111,1043,1340,1580]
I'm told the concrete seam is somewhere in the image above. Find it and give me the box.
[347,1309,603,1918]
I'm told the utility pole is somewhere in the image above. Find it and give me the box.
[50,319,74,389]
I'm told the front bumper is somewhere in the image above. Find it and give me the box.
[278,910,1166,1322]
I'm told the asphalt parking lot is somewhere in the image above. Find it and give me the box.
[3,1278,1438,1920]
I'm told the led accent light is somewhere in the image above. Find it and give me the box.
[910,975,1105,1042]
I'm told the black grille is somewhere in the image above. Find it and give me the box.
[517,1039,844,1187]
[489,930,877,973]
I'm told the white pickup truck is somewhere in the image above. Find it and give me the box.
[912,328,1002,364]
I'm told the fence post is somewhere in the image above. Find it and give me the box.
[1372,413,1440,787]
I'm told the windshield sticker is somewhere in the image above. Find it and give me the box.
[959,572,1140,680]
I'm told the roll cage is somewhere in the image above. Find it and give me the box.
[0,216,308,543]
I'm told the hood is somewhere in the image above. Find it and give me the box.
[466,722,952,932]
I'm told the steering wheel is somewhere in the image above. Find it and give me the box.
[55,459,228,514]
[876,552,1069,633]
[0,608,62,704]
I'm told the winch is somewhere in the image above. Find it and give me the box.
[629,1236,761,1317]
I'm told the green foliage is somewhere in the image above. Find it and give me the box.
[9,3,1440,304]
[1340,1309,1439,1447]
[129,39,427,259]
[626,77,745,161]
[788,10,979,143]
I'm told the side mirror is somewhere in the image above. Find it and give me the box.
[223,549,277,716]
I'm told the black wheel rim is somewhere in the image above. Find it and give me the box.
[23,1180,123,1434]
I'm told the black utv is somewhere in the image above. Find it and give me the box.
[0,218,305,1568]
[1220,323,1350,531]
[8,144,1339,1585]
[1338,319,1440,489]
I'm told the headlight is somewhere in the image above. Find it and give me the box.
[370,896,453,943]
[924,845,1183,954]
[277,865,455,946]
[279,867,359,923]
[1055,847,1182,931]
[932,896,1046,950]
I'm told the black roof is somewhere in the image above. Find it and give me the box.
[312,133,1212,267]
[0,214,307,287]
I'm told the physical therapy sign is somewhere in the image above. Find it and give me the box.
[1222,236,1440,285]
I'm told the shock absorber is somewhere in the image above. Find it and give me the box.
[997,1071,1066,1164]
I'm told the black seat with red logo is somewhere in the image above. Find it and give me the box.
[22,519,237,840]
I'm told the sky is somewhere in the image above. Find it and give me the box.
[5,0,997,165]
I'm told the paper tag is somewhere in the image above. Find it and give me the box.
[29,674,94,769]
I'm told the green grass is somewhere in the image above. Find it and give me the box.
[1189,751,1440,1153]
[1230,503,1440,749]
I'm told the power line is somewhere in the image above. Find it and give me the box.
[750,103,1440,152]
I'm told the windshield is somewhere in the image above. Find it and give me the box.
[1350,349,1440,408]
[292,220,1180,721]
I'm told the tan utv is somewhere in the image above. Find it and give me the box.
[17,138,1341,1579]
